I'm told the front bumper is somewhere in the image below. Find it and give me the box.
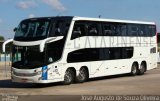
[11,67,62,83]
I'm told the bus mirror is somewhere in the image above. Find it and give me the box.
[2,39,13,53]
[13,27,17,32]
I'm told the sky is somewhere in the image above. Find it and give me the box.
[0,0,160,39]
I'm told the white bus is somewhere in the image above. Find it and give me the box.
[3,16,157,84]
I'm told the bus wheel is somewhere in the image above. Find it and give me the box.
[63,69,74,85]
[138,62,146,75]
[76,67,88,83]
[131,63,138,76]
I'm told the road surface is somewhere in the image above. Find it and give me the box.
[0,64,160,95]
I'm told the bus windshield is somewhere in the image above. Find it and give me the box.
[14,19,51,41]
[14,17,72,41]
[12,45,46,69]
[12,40,65,69]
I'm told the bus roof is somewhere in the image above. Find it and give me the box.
[22,16,73,21]
[72,16,155,25]
[23,16,155,25]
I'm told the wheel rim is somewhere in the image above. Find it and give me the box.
[64,71,72,83]
[79,68,86,80]
[132,65,137,74]
[140,64,145,73]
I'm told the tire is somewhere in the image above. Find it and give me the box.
[138,63,146,75]
[131,63,138,76]
[76,68,88,83]
[63,69,74,85]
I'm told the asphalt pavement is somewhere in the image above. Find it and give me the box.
[0,64,160,95]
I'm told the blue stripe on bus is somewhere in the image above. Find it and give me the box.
[42,66,48,80]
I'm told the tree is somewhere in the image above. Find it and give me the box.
[0,35,4,41]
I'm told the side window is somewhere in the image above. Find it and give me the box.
[99,48,110,60]
[71,21,86,40]
[109,48,121,59]
[139,25,146,36]
[147,25,156,36]
[128,24,139,36]
[36,22,49,37]
[102,23,116,36]
[87,22,99,36]
[71,21,101,39]
[49,20,70,37]
[54,20,64,36]
[67,49,99,63]
[122,47,133,59]
[119,24,127,36]
[67,47,134,63]
[102,23,127,36]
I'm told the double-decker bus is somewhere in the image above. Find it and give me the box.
[3,16,157,84]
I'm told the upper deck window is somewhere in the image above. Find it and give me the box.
[49,20,71,37]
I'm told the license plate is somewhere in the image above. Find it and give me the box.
[21,78,28,83]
